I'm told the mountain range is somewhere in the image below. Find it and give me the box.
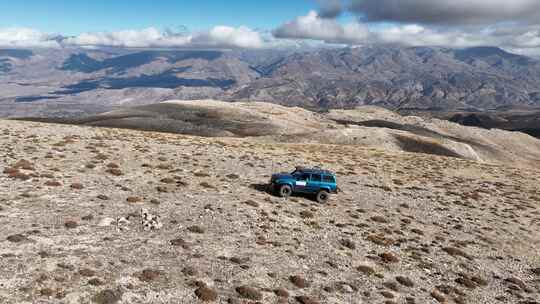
[1,46,540,117]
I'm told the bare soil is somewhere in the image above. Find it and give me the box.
[1,120,539,304]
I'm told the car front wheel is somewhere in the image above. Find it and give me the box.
[316,190,330,203]
[279,184,292,198]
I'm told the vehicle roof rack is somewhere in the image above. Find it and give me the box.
[295,166,333,175]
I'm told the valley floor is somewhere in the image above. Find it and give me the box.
[0,120,539,304]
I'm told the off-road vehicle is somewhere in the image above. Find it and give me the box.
[269,167,338,203]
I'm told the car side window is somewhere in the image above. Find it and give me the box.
[311,174,322,182]
[298,173,310,181]
[323,175,335,183]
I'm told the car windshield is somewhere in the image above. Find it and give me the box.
[291,169,301,175]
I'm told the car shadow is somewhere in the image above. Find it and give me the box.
[249,183,270,193]
[250,183,319,202]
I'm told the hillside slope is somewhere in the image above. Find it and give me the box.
[26,100,540,167]
[0,120,539,304]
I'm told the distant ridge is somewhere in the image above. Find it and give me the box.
[1,46,540,118]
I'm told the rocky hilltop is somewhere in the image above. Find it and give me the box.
[1,119,539,304]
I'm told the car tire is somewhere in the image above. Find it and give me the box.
[279,185,292,198]
[316,190,330,203]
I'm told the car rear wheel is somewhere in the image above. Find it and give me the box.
[279,185,292,198]
[316,190,330,203]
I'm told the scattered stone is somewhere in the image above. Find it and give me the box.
[126,197,142,203]
[244,200,259,207]
[88,278,105,286]
[371,216,388,223]
[290,275,309,288]
[70,183,84,189]
[160,178,175,184]
[79,268,96,277]
[381,291,395,298]
[182,266,199,276]
[431,290,446,303]
[295,296,320,304]
[195,286,218,302]
[64,220,78,229]
[274,288,289,298]
[442,247,472,260]
[471,276,488,287]
[82,214,94,221]
[170,238,190,249]
[7,234,29,243]
[92,289,122,304]
[98,218,115,227]
[45,181,62,187]
[396,276,415,287]
[505,277,528,291]
[456,276,477,289]
[137,269,163,282]
[300,210,314,219]
[188,225,205,234]
[357,265,376,275]
[40,288,54,297]
[379,252,399,263]
[367,234,395,246]
[235,286,262,300]
[106,168,123,176]
[156,186,170,193]
[340,238,356,250]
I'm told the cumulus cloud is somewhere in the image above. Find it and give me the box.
[273,11,369,44]
[63,26,263,49]
[375,25,493,48]
[191,26,263,48]
[64,28,190,48]
[272,11,540,55]
[0,27,61,48]
[349,0,540,25]
[0,26,264,49]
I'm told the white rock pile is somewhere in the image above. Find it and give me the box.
[141,208,163,231]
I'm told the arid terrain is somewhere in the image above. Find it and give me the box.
[1,119,539,304]
[23,100,540,167]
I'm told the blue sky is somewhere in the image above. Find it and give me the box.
[0,0,317,35]
[0,0,539,57]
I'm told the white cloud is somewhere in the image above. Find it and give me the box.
[273,11,369,44]
[64,28,192,48]
[272,11,540,55]
[375,25,492,48]
[64,26,263,49]
[0,27,60,48]
[191,26,263,48]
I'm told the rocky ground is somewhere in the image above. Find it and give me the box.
[1,120,539,304]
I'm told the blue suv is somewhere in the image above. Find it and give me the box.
[269,167,338,203]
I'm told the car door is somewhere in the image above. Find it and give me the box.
[307,174,322,192]
[322,175,336,192]
[294,173,310,192]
